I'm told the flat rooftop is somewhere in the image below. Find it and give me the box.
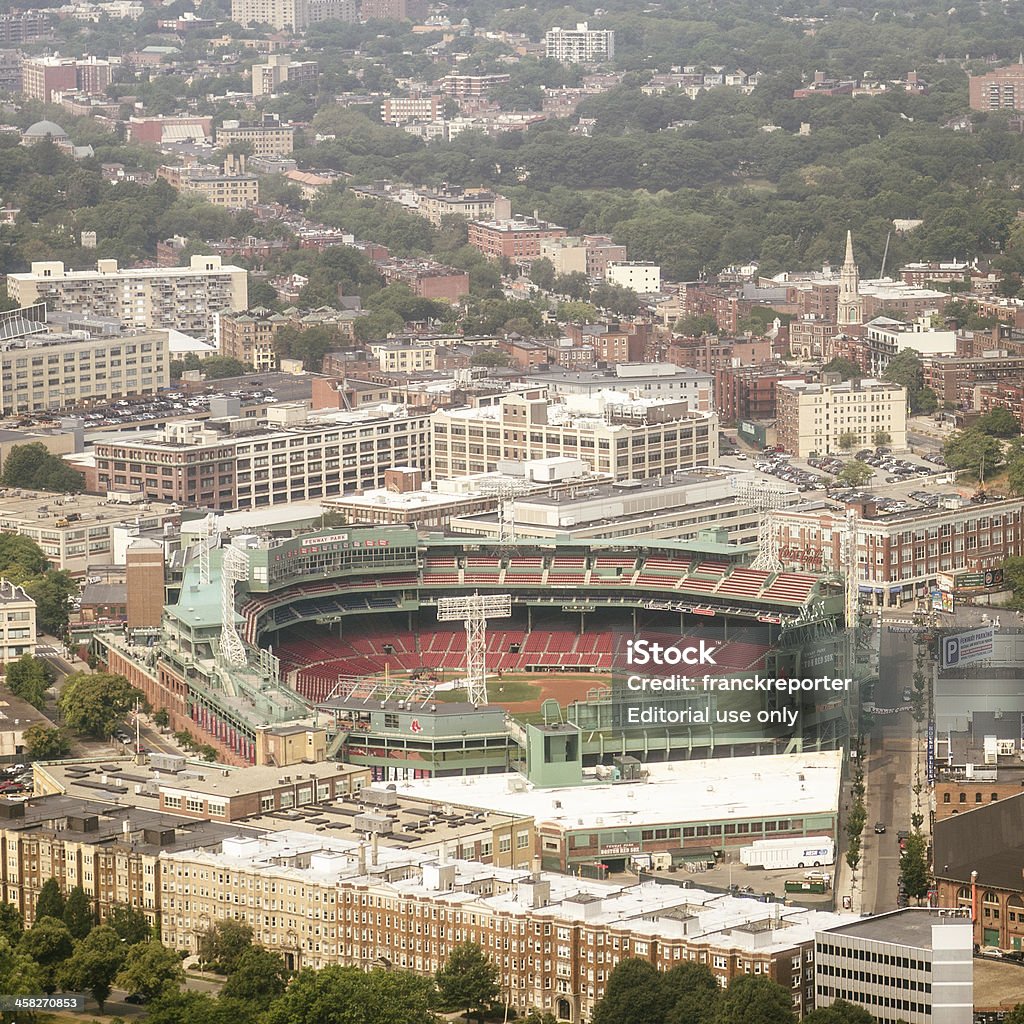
[401,751,843,830]
[167,826,854,946]
[541,365,712,386]
[822,908,971,948]
[239,787,530,847]
[37,754,362,805]
[0,487,175,528]
[518,469,742,508]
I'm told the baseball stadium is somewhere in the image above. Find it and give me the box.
[95,525,860,779]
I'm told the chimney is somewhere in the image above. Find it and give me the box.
[371,832,378,867]
[971,870,978,923]
[357,842,366,874]
[439,840,448,864]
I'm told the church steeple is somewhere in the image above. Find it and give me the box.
[838,230,862,327]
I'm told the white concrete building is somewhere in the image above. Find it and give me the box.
[6,257,248,344]
[430,391,717,481]
[863,316,957,377]
[0,579,35,664]
[816,908,973,1024]
[230,0,355,30]
[545,22,615,63]
[606,262,661,294]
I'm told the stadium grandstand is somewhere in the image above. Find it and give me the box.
[92,526,860,778]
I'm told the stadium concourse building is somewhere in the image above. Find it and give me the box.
[92,525,859,779]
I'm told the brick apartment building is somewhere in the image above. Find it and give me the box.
[467,217,567,263]
[21,56,111,103]
[668,336,773,375]
[717,365,811,425]
[158,830,833,1018]
[0,11,51,45]
[377,259,470,301]
[969,63,1024,111]
[563,321,649,363]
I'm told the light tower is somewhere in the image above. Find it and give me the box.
[436,593,512,706]
[733,477,797,573]
[219,544,250,666]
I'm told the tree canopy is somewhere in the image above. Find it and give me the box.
[436,943,499,1023]
[57,672,141,739]
[0,443,84,494]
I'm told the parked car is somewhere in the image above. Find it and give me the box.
[902,687,913,702]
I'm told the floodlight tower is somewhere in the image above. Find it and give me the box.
[219,544,250,667]
[733,478,794,573]
[436,593,512,706]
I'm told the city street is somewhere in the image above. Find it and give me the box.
[859,618,918,915]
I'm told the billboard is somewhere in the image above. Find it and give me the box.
[930,588,954,614]
[954,568,1004,591]
[940,625,995,669]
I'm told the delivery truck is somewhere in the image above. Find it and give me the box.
[738,836,835,870]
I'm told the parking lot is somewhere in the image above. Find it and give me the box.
[718,441,966,517]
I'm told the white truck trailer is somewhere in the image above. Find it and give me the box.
[738,835,835,870]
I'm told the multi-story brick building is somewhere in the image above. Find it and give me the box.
[562,321,649,363]
[218,307,289,370]
[933,793,1024,950]
[776,378,907,457]
[716,365,809,425]
[969,63,1024,111]
[668,336,772,375]
[6,256,248,343]
[0,11,51,45]
[377,259,470,301]
[91,403,432,510]
[156,829,843,1018]
[431,392,717,480]
[467,217,567,263]
[0,796,243,930]
[972,379,1024,431]
[774,495,1024,606]
[789,316,838,360]
[924,354,1024,408]
[21,55,111,103]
